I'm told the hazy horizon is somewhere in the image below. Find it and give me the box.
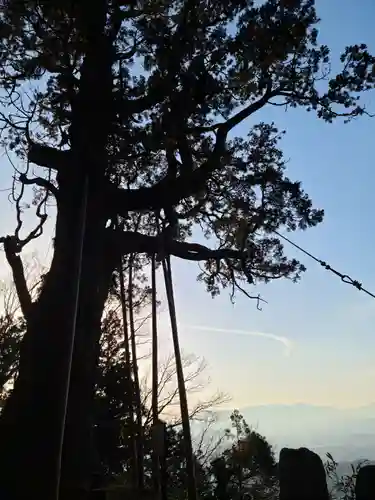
[194,402,375,462]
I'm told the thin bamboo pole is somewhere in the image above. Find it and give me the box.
[151,255,161,497]
[128,258,145,490]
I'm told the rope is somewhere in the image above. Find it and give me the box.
[274,230,375,300]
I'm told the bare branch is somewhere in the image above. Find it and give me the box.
[188,392,231,422]
[194,414,231,465]
[141,350,229,428]
[19,205,48,249]
[8,170,49,252]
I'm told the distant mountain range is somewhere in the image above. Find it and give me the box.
[211,403,375,462]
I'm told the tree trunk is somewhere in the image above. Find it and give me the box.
[0,3,118,497]
[0,180,115,499]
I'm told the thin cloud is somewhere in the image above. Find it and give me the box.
[180,324,293,357]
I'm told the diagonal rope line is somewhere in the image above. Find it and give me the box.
[274,230,375,300]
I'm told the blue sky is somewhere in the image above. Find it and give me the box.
[1,0,375,411]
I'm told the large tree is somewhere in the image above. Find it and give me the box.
[0,0,374,498]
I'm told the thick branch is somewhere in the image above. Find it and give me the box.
[1,236,33,321]
[109,229,243,261]
[221,83,277,133]
[19,173,59,199]
[28,142,70,171]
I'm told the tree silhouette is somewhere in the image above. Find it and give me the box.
[0,0,374,497]
[93,309,137,482]
[93,306,229,488]
[210,410,278,500]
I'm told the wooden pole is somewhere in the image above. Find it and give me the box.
[162,255,197,500]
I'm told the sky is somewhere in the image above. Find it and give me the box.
[1,0,375,413]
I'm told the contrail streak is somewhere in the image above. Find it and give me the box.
[180,324,293,356]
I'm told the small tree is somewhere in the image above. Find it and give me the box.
[94,309,137,480]
[211,410,278,500]
[141,352,230,426]
[0,316,24,402]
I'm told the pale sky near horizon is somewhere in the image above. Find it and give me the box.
[0,0,375,411]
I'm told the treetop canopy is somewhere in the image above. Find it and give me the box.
[0,0,374,299]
